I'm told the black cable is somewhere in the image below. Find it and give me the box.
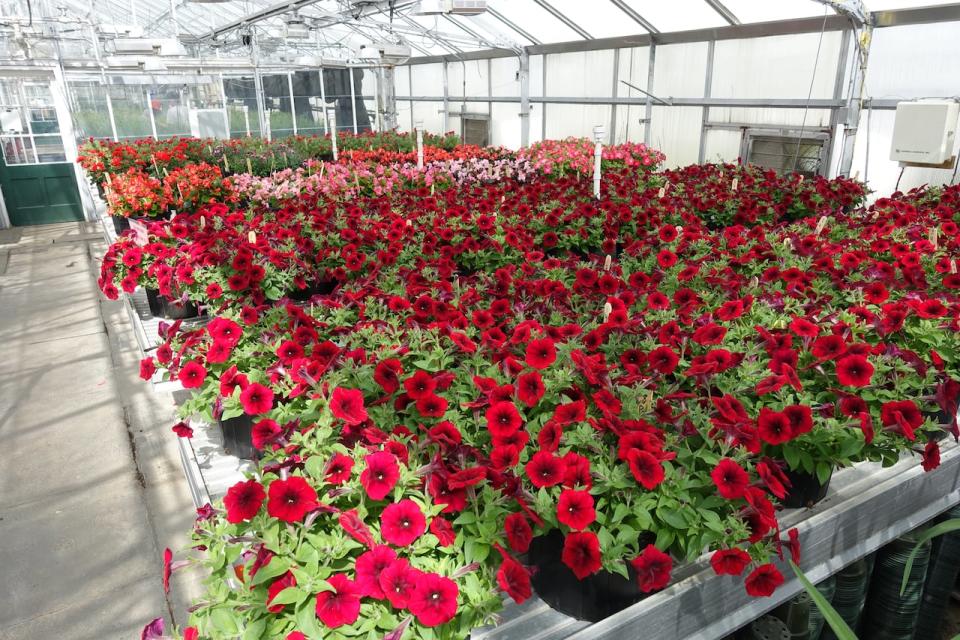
[26,0,32,26]
[895,166,905,192]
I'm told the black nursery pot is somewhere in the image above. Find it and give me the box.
[286,278,339,302]
[160,295,200,320]
[529,530,648,622]
[781,467,832,509]
[219,414,258,461]
[144,288,165,317]
[112,215,131,236]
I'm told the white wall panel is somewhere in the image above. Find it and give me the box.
[702,129,743,164]
[649,106,703,168]
[410,63,443,96]
[866,22,960,98]
[545,104,612,141]
[396,100,413,133]
[490,57,520,97]
[490,102,522,149]
[616,46,651,144]
[652,42,709,98]
[546,50,616,97]
[710,107,832,128]
[412,101,445,135]
[712,32,841,99]
[447,59,488,98]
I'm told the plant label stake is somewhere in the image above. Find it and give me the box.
[223,155,230,173]
[199,216,206,230]
[330,110,338,162]
[658,186,666,198]
[247,157,253,175]
[319,162,325,179]
[603,302,612,322]
[248,231,257,244]
[930,227,939,249]
[731,177,739,192]
[951,260,957,274]
[815,216,828,235]
[593,125,605,201]
[604,254,612,271]
[415,120,425,170]
[151,153,159,176]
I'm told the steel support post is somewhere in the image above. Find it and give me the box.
[838,27,871,177]
[519,49,530,148]
[442,60,450,133]
[644,43,656,146]
[698,40,715,163]
[348,67,358,133]
[610,48,620,144]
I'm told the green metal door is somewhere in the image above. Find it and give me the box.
[0,156,83,226]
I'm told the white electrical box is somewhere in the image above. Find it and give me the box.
[890,100,959,165]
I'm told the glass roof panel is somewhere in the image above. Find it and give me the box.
[542,0,650,37]
[448,14,537,47]
[865,0,960,9]
[486,0,584,43]
[623,0,729,32]
[720,0,831,23]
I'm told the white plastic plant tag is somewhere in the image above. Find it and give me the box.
[603,302,612,322]
[247,157,253,174]
[223,155,230,173]
[815,216,828,234]
[248,231,257,244]
[731,177,739,191]
[604,255,612,271]
[199,216,206,230]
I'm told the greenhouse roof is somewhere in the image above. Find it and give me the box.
[1,0,959,65]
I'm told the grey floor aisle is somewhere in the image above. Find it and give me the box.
[0,223,198,640]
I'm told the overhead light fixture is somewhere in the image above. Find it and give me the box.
[356,41,411,65]
[414,0,487,16]
[285,14,311,40]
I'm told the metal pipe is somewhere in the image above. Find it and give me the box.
[348,66,358,133]
[146,89,158,139]
[698,40,715,163]
[519,50,530,147]
[644,43,655,145]
[287,71,297,136]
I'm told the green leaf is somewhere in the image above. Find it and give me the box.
[304,456,327,480]
[210,608,239,635]
[220,405,244,421]
[268,586,307,606]
[251,557,290,586]
[815,462,833,486]
[783,445,800,470]
[242,618,267,640]
[789,561,857,640]
[900,519,960,595]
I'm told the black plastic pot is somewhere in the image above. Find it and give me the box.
[528,530,649,622]
[144,288,164,317]
[781,468,832,509]
[286,278,339,302]
[160,295,200,320]
[219,414,258,460]
[112,215,131,236]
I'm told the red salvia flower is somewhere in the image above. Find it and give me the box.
[557,489,596,531]
[630,544,673,593]
[711,458,750,500]
[380,499,426,546]
[561,531,602,580]
[360,451,400,500]
[223,479,265,523]
[267,476,318,523]
[315,573,362,629]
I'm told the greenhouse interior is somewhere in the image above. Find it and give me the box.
[5,0,960,639]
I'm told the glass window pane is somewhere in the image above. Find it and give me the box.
[624,0,727,32]
[550,0,650,36]
[223,77,262,138]
[34,135,67,162]
[107,84,152,139]
[68,81,114,140]
[291,70,327,137]
[721,0,829,23]
[486,0,583,43]
[1,136,34,164]
[263,74,295,138]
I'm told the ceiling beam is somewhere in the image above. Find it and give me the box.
[607,0,659,34]
[532,0,592,39]
[703,0,740,26]
[486,7,541,45]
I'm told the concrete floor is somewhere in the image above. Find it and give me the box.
[0,223,200,640]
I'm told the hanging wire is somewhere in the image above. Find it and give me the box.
[790,7,830,174]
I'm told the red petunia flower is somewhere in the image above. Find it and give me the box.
[757,408,794,445]
[340,509,375,547]
[631,544,673,593]
[325,453,354,484]
[139,357,156,381]
[266,571,297,613]
[408,573,460,627]
[379,558,423,609]
[557,489,595,531]
[789,317,820,338]
[374,358,404,394]
[267,476,318,523]
[207,317,243,347]
[315,573,362,629]
[710,548,751,576]
[415,393,448,418]
[553,400,586,425]
[783,404,813,436]
[648,346,679,374]
[171,421,193,438]
[380,499,427,546]
[505,512,533,553]
[744,563,784,597]
[711,458,750,500]
[251,419,282,450]
[836,354,874,387]
[627,449,665,490]
[497,554,532,604]
[360,451,400,500]
[526,451,565,488]
[240,383,274,415]
[525,338,557,370]
[811,335,846,361]
[517,370,546,407]
[162,547,172,594]
[487,401,523,437]
[177,360,207,389]
[355,545,397,599]
[881,400,922,441]
[403,370,437,399]
[922,441,941,472]
[223,479,265,523]
[561,531,602,580]
[430,516,456,546]
[330,387,368,425]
